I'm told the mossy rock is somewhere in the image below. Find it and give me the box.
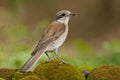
[87,64,120,80]
[0,68,17,80]
[79,66,93,79]
[12,71,46,80]
[34,59,85,80]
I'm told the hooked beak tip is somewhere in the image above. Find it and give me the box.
[70,13,76,16]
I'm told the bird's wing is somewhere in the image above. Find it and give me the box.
[31,21,66,55]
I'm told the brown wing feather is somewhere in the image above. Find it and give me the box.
[31,21,66,55]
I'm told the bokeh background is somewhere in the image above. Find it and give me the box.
[0,0,120,69]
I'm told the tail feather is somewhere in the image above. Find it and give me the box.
[19,50,44,72]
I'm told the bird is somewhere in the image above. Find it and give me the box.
[19,10,75,72]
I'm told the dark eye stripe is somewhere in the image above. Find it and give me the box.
[56,13,66,20]
[61,13,65,16]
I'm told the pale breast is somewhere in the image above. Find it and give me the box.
[47,25,68,51]
[55,26,68,47]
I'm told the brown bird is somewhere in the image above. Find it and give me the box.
[19,10,75,72]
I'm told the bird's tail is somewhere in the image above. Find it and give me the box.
[19,50,45,72]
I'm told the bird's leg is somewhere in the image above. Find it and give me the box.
[45,52,51,60]
[45,52,53,63]
[54,48,67,64]
[54,48,59,59]
[45,51,58,62]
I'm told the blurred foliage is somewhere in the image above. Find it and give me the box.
[60,39,120,68]
[0,20,120,69]
[102,40,120,65]
[9,0,24,13]
[0,20,49,68]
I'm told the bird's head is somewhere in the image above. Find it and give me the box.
[55,10,75,24]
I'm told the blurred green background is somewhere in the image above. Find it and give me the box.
[0,0,120,69]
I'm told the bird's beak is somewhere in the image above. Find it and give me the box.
[70,13,76,16]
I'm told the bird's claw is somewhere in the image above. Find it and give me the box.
[59,59,68,64]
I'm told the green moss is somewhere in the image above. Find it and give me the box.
[13,71,34,80]
[87,64,120,80]
[79,66,93,72]
[19,75,41,80]
[34,59,85,80]
[0,68,17,80]
[0,78,5,80]
[12,71,46,80]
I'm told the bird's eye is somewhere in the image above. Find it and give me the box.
[61,13,65,16]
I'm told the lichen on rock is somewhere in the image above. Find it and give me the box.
[34,59,85,80]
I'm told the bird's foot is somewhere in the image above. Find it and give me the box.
[59,59,68,64]
[45,58,68,64]
[54,57,68,64]
[45,58,56,63]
